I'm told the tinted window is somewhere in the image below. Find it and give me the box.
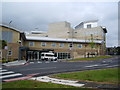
[2,31,13,43]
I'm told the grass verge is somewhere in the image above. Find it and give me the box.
[68,56,112,61]
[51,68,119,84]
[2,80,93,89]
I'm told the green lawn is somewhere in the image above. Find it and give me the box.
[51,68,119,84]
[68,56,112,61]
[2,80,93,89]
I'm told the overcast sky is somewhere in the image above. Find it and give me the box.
[1,1,119,47]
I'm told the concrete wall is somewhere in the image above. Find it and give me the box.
[74,26,104,40]
[47,21,71,38]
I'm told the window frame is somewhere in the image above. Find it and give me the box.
[8,50,12,56]
[51,43,56,47]
[87,24,91,28]
[69,43,73,48]
[78,44,82,48]
[41,42,46,47]
[29,42,34,47]
[59,43,64,47]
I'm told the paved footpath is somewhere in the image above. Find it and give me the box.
[29,76,119,89]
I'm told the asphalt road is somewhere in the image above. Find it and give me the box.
[3,56,119,76]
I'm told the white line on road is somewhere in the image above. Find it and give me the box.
[0,73,22,79]
[21,67,57,71]
[0,71,14,75]
[85,65,99,67]
[106,65,118,68]
[45,61,50,63]
[0,70,7,72]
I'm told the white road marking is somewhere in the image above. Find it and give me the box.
[85,65,99,67]
[102,64,109,66]
[38,61,42,63]
[0,71,14,75]
[45,61,50,63]
[0,73,22,79]
[21,67,56,71]
[107,65,118,67]
[0,70,7,72]
[30,62,34,63]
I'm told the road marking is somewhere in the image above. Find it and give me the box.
[102,64,109,66]
[38,61,42,63]
[0,73,22,79]
[45,61,50,63]
[21,67,56,71]
[85,65,99,67]
[0,70,7,72]
[30,62,34,64]
[0,71,14,75]
[107,65,118,68]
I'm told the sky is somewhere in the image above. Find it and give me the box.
[1,0,119,47]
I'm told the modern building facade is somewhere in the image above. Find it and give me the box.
[1,20,107,61]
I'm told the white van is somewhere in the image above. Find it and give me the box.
[41,52,57,61]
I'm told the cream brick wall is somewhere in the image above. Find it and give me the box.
[0,26,20,43]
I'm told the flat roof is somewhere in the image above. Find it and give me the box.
[26,36,103,44]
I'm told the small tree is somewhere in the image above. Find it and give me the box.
[0,40,7,49]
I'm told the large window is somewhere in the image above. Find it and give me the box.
[87,24,91,28]
[51,43,56,47]
[29,42,34,46]
[2,31,13,43]
[8,50,12,56]
[57,53,71,59]
[78,44,82,48]
[41,42,46,47]
[69,43,73,48]
[59,43,64,47]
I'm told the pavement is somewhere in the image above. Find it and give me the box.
[29,76,85,87]
[29,76,119,89]
[2,60,27,67]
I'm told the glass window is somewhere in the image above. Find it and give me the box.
[29,42,34,46]
[87,24,91,28]
[78,44,82,48]
[2,31,13,43]
[51,43,56,47]
[41,42,46,47]
[8,50,12,56]
[69,43,73,48]
[59,43,64,47]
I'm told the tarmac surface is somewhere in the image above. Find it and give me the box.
[1,56,120,89]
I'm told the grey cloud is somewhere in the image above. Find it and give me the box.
[1,2,118,47]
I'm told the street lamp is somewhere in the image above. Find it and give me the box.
[5,20,12,63]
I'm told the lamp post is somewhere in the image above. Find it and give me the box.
[6,20,12,63]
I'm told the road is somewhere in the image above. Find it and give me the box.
[3,56,119,77]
